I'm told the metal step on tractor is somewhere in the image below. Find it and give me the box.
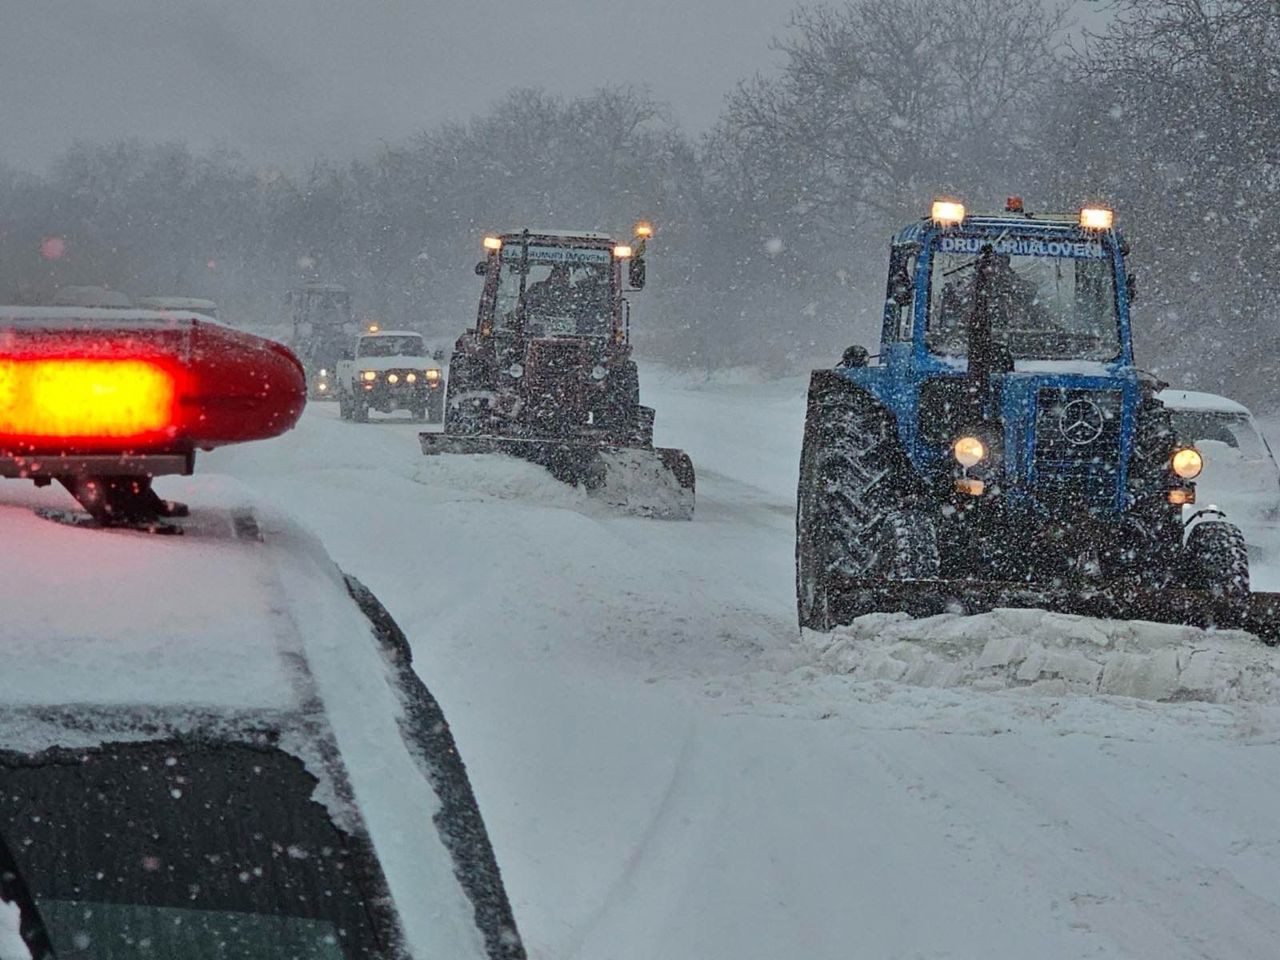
[420,225,695,519]
[796,197,1280,640]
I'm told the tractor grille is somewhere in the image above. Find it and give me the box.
[525,339,588,409]
[1032,388,1123,510]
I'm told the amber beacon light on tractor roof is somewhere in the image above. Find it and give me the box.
[0,308,306,529]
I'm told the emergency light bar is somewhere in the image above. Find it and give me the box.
[931,200,966,226]
[0,309,306,526]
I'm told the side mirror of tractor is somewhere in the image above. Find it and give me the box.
[1127,271,1139,302]
[628,256,647,291]
[433,349,444,362]
[474,261,487,276]
[838,344,870,368]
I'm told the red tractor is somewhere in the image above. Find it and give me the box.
[421,226,694,518]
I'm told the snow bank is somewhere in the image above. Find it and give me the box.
[802,609,1280,704]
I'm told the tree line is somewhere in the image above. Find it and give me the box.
[0,0,1276,401]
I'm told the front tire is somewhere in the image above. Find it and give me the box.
[1186,519,1250,603]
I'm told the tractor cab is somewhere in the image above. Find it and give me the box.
[287,282,357,399]
[861,199,1150,517]
[474,228,648,344]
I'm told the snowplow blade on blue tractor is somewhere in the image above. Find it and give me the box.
[419,433,696,520]
[823,576,1280,644]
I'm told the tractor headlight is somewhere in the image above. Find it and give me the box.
[387,373,400,384]
[361,370,377,382]
[425,368,441,381]
[953,436,986,468]
[1172,446,1203,479]
[406,372,418,383]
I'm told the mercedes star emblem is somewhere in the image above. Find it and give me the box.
[1059,398,1105,445]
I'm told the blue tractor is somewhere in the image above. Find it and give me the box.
[796,198,1279,638]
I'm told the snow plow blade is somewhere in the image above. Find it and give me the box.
[824,576,1280,644]
[419,433,695,520]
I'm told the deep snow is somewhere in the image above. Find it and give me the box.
[194,367,1280,960]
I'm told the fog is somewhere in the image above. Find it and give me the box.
[0,0,787,171]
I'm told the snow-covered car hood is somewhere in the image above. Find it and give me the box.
[0,477,507,960]
[355,354,442,373]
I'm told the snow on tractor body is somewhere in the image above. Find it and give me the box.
[421,227,695,519]
[796,200,1280,640]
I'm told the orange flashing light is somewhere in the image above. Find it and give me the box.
[0,358,177,441]
[634,222,654,239]
[1169,488,1195,506]
[1079,207,1114,230]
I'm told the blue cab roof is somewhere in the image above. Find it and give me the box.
[893,214,1124,248]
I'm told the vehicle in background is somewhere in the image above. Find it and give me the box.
[1160,389,1280,551]
[796,198,1279,639]
[423,225,695,519]
[0,308,526,959]
[49,285,133,308]
[136,296,219,320]
[336,329,445,423]
[288,282,357,400]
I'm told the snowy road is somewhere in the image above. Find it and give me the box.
[203,370,1280,960]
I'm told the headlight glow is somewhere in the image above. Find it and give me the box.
[953,435,986,468]
[1172,446,1203,479]
[425,369,441,381]
[406,372,417,383]
[387,373,400,384]
[361,370,377,382]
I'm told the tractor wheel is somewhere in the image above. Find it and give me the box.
[1118,394,1183,585]
[796,370,935,631]
[1186,520,1250,604]
[427,391,445,424]
[443,356,489,436]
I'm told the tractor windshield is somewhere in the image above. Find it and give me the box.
[926,238,1120,361]
[359,335,423,357]
[496,244,614,337]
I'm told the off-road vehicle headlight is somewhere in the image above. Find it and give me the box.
[361,370,377,382]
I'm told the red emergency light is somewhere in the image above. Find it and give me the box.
[0,309,306,526]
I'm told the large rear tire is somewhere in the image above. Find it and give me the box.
[796,371,937,630]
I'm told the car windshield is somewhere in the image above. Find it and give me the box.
[0,741,397,960]
[1169,410,1266,458]
[926,238,1120,361]
[495,244,613,337]
[360,335,423,357]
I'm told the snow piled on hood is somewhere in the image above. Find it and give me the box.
[800,609,1280,704]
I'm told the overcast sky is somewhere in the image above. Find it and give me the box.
[0,0,1104,173]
